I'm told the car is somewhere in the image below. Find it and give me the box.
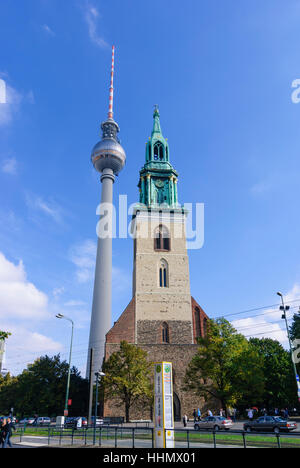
[244,416,298,433]
[64,417,87,429]
[19,417,35,425]
[194,416,233,432]
[90,416,104,427]
[34,417,51,426]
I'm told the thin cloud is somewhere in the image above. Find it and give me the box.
[69,239,96,283]
[83,2,109,49]
[0,81,22,127]
[233,283,300,347]
[1,157,17,175]
[25,193,65,225]
[42,24,56,37]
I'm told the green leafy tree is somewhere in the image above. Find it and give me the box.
[102,341,153,422]
[290,310,300,373]
[0,331,11,341]
[184,318,265,414]
[290,309,300,342]
[0,354,88,417]
[249,338,298,409]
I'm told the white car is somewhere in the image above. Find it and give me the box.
[35,417,51,426]
[19,417,35,425]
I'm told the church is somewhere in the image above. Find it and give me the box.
[104,106,209,421]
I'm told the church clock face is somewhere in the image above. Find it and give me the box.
[155,179,165,189]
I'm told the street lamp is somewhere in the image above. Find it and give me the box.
[277,292,300,402]
[56,314,74,417]
[93,371,105,445]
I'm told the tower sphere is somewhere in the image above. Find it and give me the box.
[91,119,126,175]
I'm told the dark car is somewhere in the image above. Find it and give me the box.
[65,417,87,429]
[244,416,298,433]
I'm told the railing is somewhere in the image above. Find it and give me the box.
[14,425,300,449]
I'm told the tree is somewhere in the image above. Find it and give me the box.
[102,341,153,422]
[184,318,265,414]
[290,309,300,342]
[249,338,298,409]
[290,310,300,373]
[0,354,88,417]
[0,331,11,341]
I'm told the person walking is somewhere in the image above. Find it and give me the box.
[197,408,201,421]
[208,409,213,417]
[2,417,16,448]
[247,409,253,422]
[183,414,188,427]
[0,418,5,448]
[284,408,289,420]
[193,409,197,423]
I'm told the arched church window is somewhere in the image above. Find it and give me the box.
[194,307,201,339]
[159,259,168,288]
[161,322,169,343]
[154,225,170,251]
[154,142,164,161]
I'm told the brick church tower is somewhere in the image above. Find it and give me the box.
[104,107,209,420]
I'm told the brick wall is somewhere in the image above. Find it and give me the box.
[137,320,193,345]
[105,297,135,347]
[191,296,209,343]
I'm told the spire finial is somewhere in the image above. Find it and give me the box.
[152,104,162,135]
[108,45,115,120]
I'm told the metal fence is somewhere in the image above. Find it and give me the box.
[15,425,300,448]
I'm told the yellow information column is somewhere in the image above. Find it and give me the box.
[154,362,175,448]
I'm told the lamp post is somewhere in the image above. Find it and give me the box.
[93,371,105,445]
[56,314,74,416]
[277,292,300,401]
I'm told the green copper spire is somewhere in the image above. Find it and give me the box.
[138,107,179,208]
[152,105,163,136]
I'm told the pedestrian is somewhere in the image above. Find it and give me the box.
[197,408,201,421]
[183,414,188,427]
[2,417,16,448]
[247,409,253,421]
[220,408,224,417]
[284,408,289,420]
[208,409,213,417]
[0,418,5,448]
[193,409,197,423]
[232,408,237,423]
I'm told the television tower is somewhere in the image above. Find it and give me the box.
[87,46,126,378]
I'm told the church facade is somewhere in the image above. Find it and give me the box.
[104,107,209,420]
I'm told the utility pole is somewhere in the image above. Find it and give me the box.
[277,292,300,402]
[56,314,74,417]
[93,371,105,445]
[88,348,94,427]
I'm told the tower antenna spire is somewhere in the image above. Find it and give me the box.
[108,45,115,120]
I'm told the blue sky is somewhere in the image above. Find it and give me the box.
[1,0,300,375]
